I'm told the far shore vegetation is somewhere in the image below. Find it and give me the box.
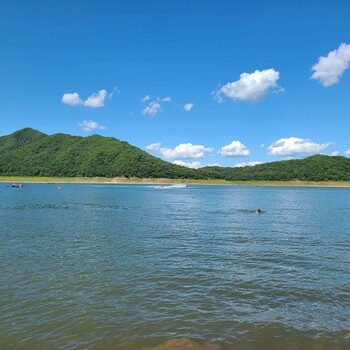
[2,128,350,184]
[2,176,350,188]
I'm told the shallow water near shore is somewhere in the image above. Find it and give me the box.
[1,183,349,349]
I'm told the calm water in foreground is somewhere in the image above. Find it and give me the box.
[1,183,349,350]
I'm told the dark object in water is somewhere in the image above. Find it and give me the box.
[11,183,23,188]
[255,208,262,214]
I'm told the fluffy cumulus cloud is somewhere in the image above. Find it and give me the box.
[146,142,213,159]
[233,161,263,168]
[162,97,172,102]
[345,150,350,156]
[62,89,111,108]
[215,69,281,103]
[330,151,339,156]
[218,141,250,157]
[145,142,163,152]
[311,43,350,87]
[267,137,333,156]
[61,92,82,106]
[173,160,202,169]
[78,120,106,132]
[184,102,194,111]
[173,160,223,168]
[142,101,162,117]
[83,89,108,108]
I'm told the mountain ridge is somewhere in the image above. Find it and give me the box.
[1,128,350,181]
[0,128,199,178]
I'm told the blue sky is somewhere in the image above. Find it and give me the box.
[1,0,350,168]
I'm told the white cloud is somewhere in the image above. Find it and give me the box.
[311,43,350,87]
[141,96,171,116]
[267,137,333,156]
[173,160,202,169]
[218,141,250,157]
[233,161,263,168]
[215,69,281,103]
[83,89,108,108]
[62,92,83,106]
[146,142,213,159]
[172,160,223,169]
[330,151,339,156]
[145,142,162,152]
[142,101,162,117]
[345,150,350,156]
[163,144,213,159]
[141,95,150,102]
[78,120,106,132]
[62,89,112,108]
[184,102,194,111]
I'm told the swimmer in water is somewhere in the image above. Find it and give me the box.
[255,208,262,214]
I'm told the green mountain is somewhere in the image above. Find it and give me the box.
[198,154,350,181]
[1,128,350,181]
[0,128,200,178]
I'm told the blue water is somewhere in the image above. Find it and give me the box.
[0,183,349,349]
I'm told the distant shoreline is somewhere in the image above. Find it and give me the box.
[1,176,350,188]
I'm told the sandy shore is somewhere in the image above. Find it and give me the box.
[1,176,350,187]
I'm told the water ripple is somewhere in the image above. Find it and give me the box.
[0,184,349,349]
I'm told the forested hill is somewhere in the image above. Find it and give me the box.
[198,154,350,181]
[1,128,350,181]
[0,128,199,178]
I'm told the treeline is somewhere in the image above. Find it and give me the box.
[0,128,200,178]
[198,155,350,181]
[1,128,350,181]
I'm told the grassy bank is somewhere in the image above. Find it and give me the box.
[1,176,350,187]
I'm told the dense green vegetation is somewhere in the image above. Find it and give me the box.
[0,128,200,178]
[199,155,350,181]
[1,128,350,182]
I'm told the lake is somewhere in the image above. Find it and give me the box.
[1,183,349,349]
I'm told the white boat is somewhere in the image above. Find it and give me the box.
[152,185,166,189]
[152,184,188,189]
[168,184,188,189]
